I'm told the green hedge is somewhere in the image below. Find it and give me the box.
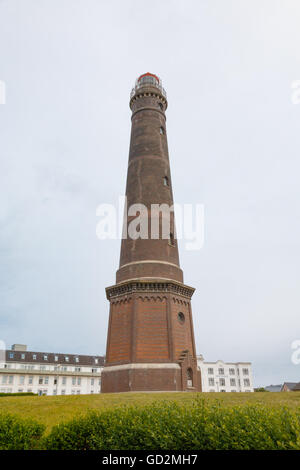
[0,392,37,397]
[43,399,300,450]
[1,399,300,450]
[0,413,45,450]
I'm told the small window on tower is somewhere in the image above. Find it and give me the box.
[158,102,163,111]
[178,312,185,324]
[160,126,165,135]
[169,232,175,246]
[163,176,169,186]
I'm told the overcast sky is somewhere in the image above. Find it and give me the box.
[1,0,300,387]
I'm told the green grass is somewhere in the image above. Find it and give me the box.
[1,392,300,434]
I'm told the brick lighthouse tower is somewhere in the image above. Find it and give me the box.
[101,73,201,393]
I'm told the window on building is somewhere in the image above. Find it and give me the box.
[54,356,58,362]
[62,377,67,385]
[178,312,185,324]
[61,390,65,395]
[54,378,57,385]
[8,376,13,384]
[32,354,37,360]
[208,378,215,386]
[72,377,76,386]
[53,390,57,395]
[230,378,236,386]
[76,390,80,394]
[44,376,49,385]
[21,354,25,360]
[94,359,98,364]
[28,376,33,385]
[77,378,81,386]
[208,368,214,375]
[244,379,250,387]
[158,102,163,111]
[229,368,235,375]
[39,377,43,385]
[75,357,79,363]
[9,353,14,359]
[242,368,249,375]
[169,232,175,246]
[75,367,81,372]
[219,378,225,386]
[43,355,48,361]
[187,368,193,387]
[65,356,69,362]
[91,378,94,386]
[218,368,225,375]
[19,376,25,385]
[163,176,169,187]
[159,126,165,135]
[18,389,23,393]
[2,376,7,384]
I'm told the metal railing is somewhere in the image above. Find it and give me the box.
[130,79,167,99]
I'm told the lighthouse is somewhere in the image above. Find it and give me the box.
[101,73,201,392]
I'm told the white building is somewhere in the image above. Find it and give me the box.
[0,344,104,396]
[197,355,254,392]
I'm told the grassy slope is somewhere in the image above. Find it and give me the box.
[1,392,300,434]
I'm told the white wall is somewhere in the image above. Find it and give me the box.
[198,358,254,392]
[0,362,103,395]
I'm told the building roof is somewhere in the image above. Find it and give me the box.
[292,382,300,391]
[197,358,251,366]
[5,349,105,367]
[281,382,298,391]
[264,384,282,392]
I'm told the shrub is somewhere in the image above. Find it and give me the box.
[0,392,37,397]
[43,398,300,450]
[0,413,45,450]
